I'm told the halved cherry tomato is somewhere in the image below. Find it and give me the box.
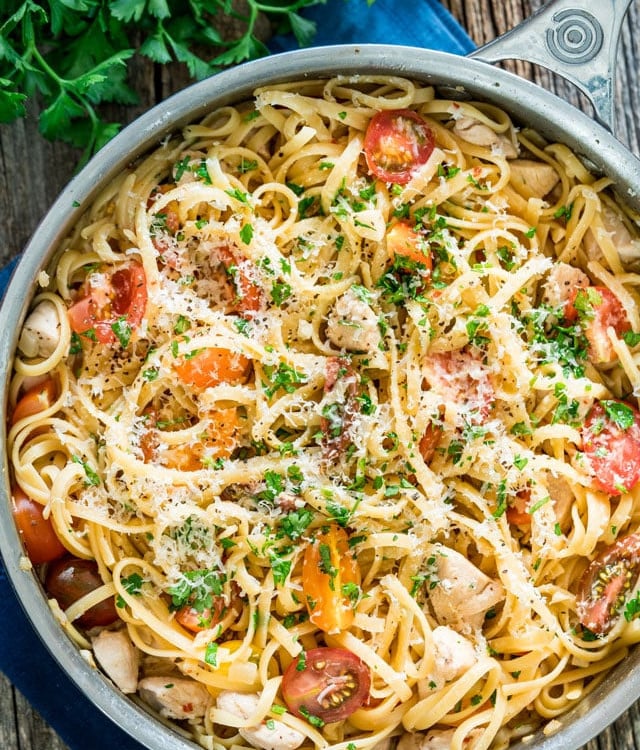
[174,347,251,389]
[175,585,241,633]
[282,646,371,724]
[45,556,118,629]
[565,286,631,363]
[302,524,361,633]
[506,490,532,526]
[320,357,359,461]
[418,422,442,465]
[67,262,147,345]
[217,247,263,316]
[577,533,640,634]
[11,485,66,564]
[386,221,432,271]
[363,109,435,184]
[581,400,640,495]
[10,378,57,426]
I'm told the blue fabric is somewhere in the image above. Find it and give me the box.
[0,3,472,749]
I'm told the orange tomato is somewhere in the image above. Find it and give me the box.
[10,378,57,425]
[174,347,251,389]
[164,409,241,470]
[302,525,361,634]
[386,220,432,270]
[418,422,442,464]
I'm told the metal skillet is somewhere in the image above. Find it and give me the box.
[1,1,639,749]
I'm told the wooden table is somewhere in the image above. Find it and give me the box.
[1,1,639,748]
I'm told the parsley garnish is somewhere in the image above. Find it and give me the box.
[71,455,101,486]
[602,400,635,430]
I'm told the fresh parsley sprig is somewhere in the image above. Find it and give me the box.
[0,0,331,163]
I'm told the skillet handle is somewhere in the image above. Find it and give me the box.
[468,0,634,132]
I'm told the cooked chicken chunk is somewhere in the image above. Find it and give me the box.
[138,676,210,719]
[92,629,139,694]
[432,625,477,682]
[426,545,505,632]
[216,691,305,750]
[18,300,61,359]
[326,288,381,353]
[541,262,589,309]
[510,159,559,199]
[453,116,518,158]
[397,729,457,750]
[584,204,640,264]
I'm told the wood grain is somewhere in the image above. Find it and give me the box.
[1,1,640,749]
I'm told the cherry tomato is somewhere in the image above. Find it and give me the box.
[67,262,147,345]
[174,347,251,389]
[10,378,57,426]
[11,485,66,564]
[418,422,442,465]
[581,400,640,495]
[565,286,631,363]
[320,358,358,461]
[363,109,435,184]
[175,587,240,633]
[45,557,118,629]
[142,408,240,470]
[282,647,371,724]
[385,221,432,271]
[506,490,532,526]
[302,525,361,633]
[217,247,263,315]
[577,533,640,634]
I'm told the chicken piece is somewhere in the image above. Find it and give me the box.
[541,262,589,310]
[326,288,381,353]
[18,300,61,359]
[453,116,518,158]
[138,676,210,720]
[431,625,477,683]
[92,629,140,694]
[423,349,494,423]
[546,472,574,527]
[510,159,560,199]
[584,204,640,264]
[397,729,457,750]
[426,545,505,632]
[216,691,305,750]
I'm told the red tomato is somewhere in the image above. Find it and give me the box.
[45,557,118,629]
[11,485,66,564]
[363,109,435,184]
[67,262,147,345]
[418,422,442,465]
[217,247,263,315]
[577,533,640,634]
[302,525,361,633]
[282,647,371,724]
[320,357,358,461]
[10,378,56,426]
[565,286,631,363]
[386,221,432,270]
[174,347,251,390]
[581,400,640,495]
[175,588,240,633]
[506,490,532,526]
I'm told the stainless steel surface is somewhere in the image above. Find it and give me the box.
[470,0,636,129]
[2,7,640,750]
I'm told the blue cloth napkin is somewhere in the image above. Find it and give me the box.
[0,3,473,749]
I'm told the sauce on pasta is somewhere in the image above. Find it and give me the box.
[7,75,640,750]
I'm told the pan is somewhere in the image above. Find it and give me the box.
[1,1,639,749]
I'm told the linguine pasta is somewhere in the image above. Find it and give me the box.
[7,75,640,750]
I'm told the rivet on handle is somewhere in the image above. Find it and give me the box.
[468,0,635,132]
